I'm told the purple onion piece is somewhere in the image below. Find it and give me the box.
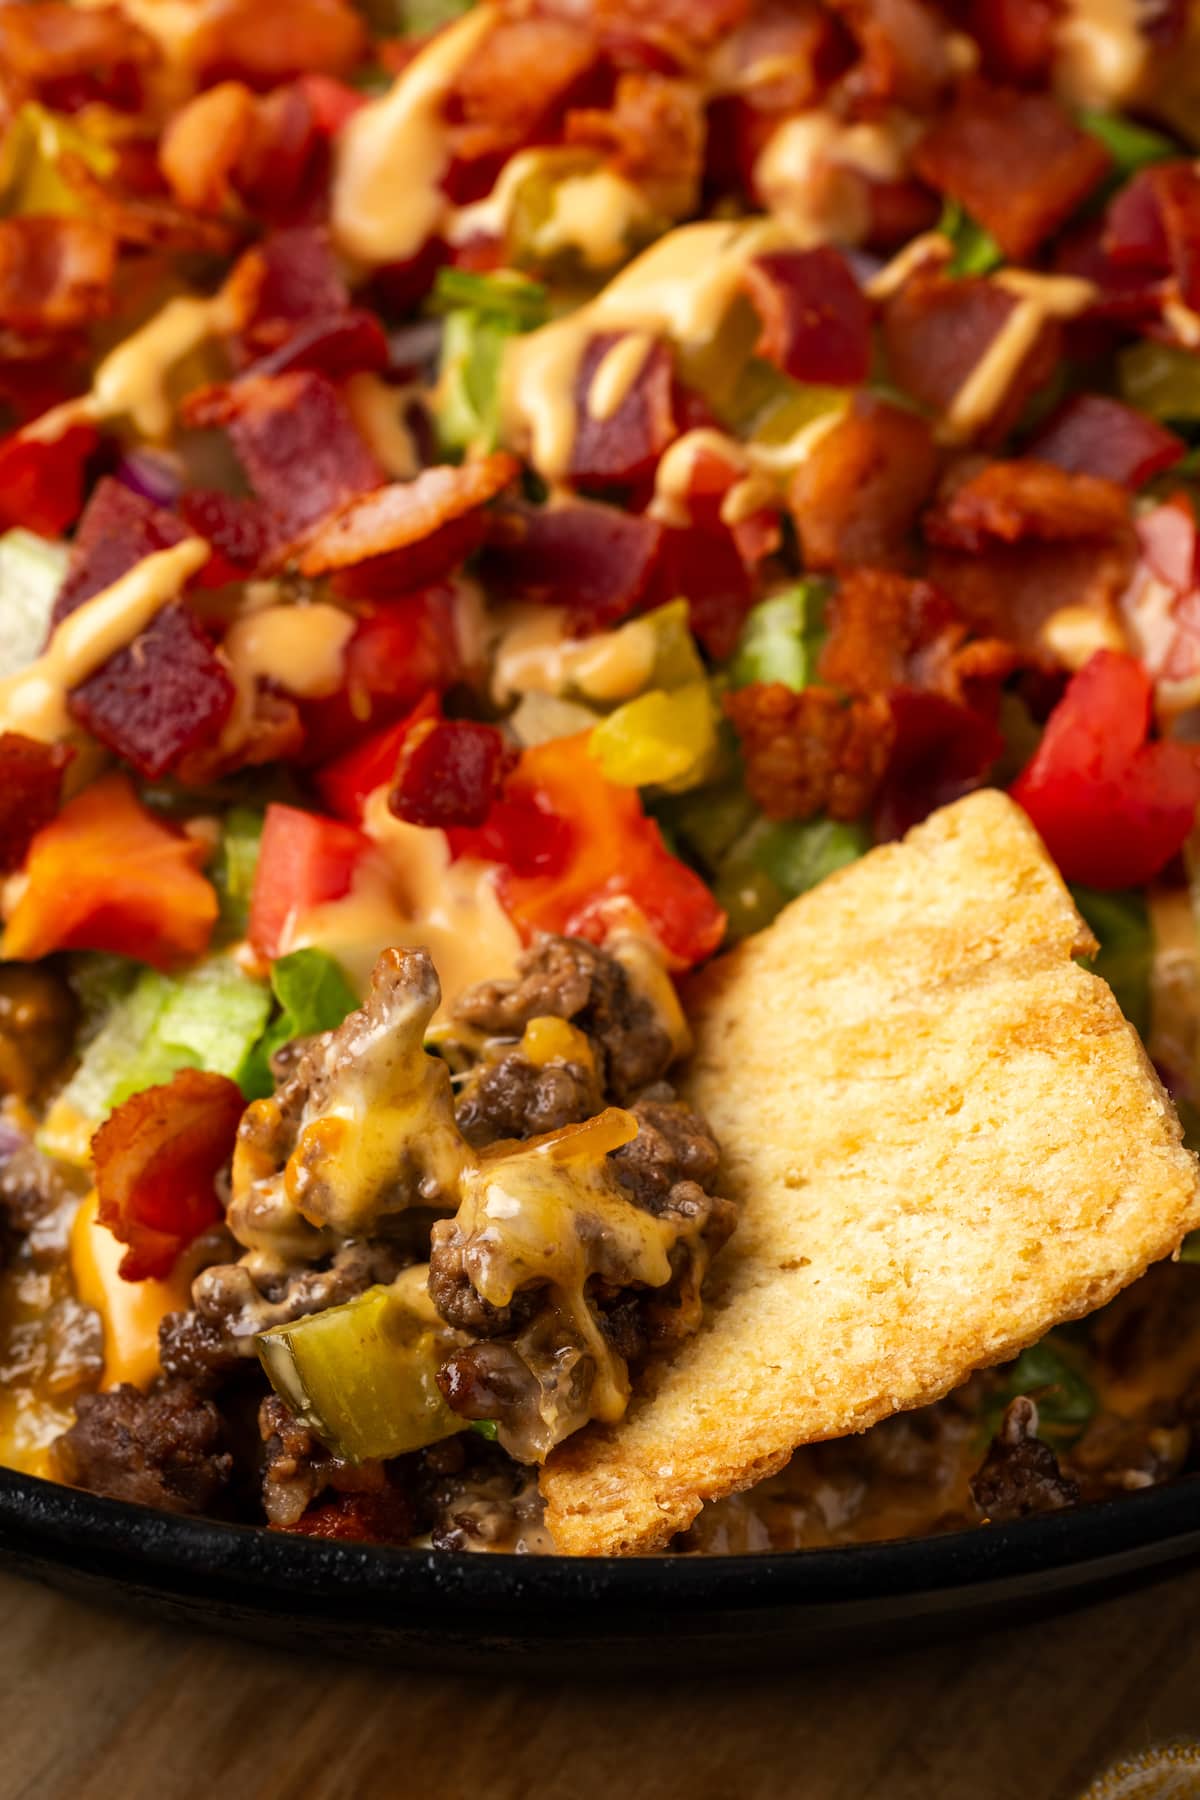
[0,1118,26,1166]
[114,448,185,509]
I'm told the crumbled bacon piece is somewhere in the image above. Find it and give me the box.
[390,718,513,830]
[818,566,1016,704]
[827,0,956,110]
[0,218,116,334]
[1027,395,1185,491]
[70,602,236,780]
[1148,160,1200,313]
[570,333,677,488]
[482,500,664,634]
[912,79,1109,261]
[179,488,270,583]
[878,686,1004,839]
[925,459,1132,552]
[297,454,518,591]
[227,227,350,361]
[881,270,1060,441]
[649,520,759,659]
[724,682,894,822]
[184,371,385,557]
[93,1070,245,1282]
[244,309,389,382]
[160,76,345,229]
[741,247,871,387]
[280,1485,417,1544]
[788,394,938,571]
[966,0,1060,84]
[565,71,706,217]
[52,478,189,627]
[446,13,596,185]
[716,0,850,116]
[0,2,157,113]
[185,0,366,87]
[49,156,237,256]
[0,734,70,874]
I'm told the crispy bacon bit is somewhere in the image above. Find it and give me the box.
[827,0,956,110]
[1028,395,1185,491]
[52,478,189,627]
[925,459,1132,552]
[912,79,1109,261]
[160,76,344,229]
[570,334,677,488]
[0,2,157,113]
[0,422,97,537]
[186,0,366,88]
[447,14,597,180]
[930,538,1135,661]
[50,156,237,256]
[184,371,385,557]
[881,270,1060,441]
[69,602,236,780]
[0,218,116,334]
[1149,161,1200,313]
[565,71,706,217]
[0,773,218,969]
[390,718,513,830]
[788,394,938,570]
[724,683,894,823]
[297,454,518,591]
[967,0,1060,84]
[742,247,871,387]
[649,520,758,659]
[482,500,664,634]
[245,309,389,382]
[179,488,270,584]
[159,80,258,214]
[818,566,1014,704]
[93,1070,245,1283]
[1103,169,1169,271]
[227,227,350,361]
[878,686,1004,839]
[0,734,70,874]
[713,1,849,117]
[280,1485,416,1544]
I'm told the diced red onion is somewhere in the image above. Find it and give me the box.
[114,449,184,509]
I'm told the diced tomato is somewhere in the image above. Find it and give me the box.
[1010,649,1200,888]
[93,1069,245,1282]
[1,773,218,968]
[0,422,98,537]
[313,694,440,823]
[296,587,462,764]
[487,735,726,967]
[248,803,370,960]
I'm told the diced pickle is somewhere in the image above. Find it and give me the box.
[588,682,718,791]
[1119,341,1200,423]
[257,1270,465,1463]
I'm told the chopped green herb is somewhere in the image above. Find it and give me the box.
[1070,885,1152,1041]
[433,271,548,454]
[1078,110,1177,177]
[239,948,360,1101]
[984,1338,1098,1446]
[470,1419,500,1441]
[432,266,547,327]
[212,806,264,939]
[938,197,1004,278]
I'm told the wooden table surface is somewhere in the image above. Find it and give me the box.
[3,1561,1200,1800]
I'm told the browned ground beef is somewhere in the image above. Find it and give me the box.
[611,1090,722,1213]
[454,936,675,1101]
[0,1143,65,1240]
[57,1378,232,1514]
[455,1051,601,1148]
[426,1232,542,1337]
[258,1392,389,1527]
[969,1396,1080,1522]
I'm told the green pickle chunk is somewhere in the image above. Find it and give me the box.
[257,1273,465,1464]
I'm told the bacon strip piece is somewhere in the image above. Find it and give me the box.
[94,1070,245,1282]
[1028,395,1185,491]
[788,394,938,571]
[226,227,351,362]
[0,2,157,111]
[297,453,518,591]
[481,499,665,634]
[724,683,895,823]
[565,71,706,217]
[0,734,70,874]
[0,218,116,334]
[184,371,385,558]
[52,477,189,626]
[570,334,677,489]
[741,247,871,387]
[925,459,1132,553]
[185,0,366,87]
[913,79,1109,261]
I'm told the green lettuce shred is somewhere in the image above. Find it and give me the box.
[937,198,1003,278]
[238,948,360,1102]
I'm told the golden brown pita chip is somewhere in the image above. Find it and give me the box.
[540,791,1200,1555]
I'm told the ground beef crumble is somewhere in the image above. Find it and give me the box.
[969,1396,1081,1522]
[56,1378,232,1515]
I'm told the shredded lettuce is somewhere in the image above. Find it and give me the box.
[729,583,828,693]
[110,956,274,1105]
[753,817,871,899]
[938,198,1003,278]
[1078,110,1176,177]
[1070,885,1152,1040]
[238,948,360,1102]
[0,528,69,679]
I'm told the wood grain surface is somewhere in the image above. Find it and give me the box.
[3,1563,1200,1800]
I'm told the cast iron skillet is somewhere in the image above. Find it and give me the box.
[2,1466,1199,1672]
